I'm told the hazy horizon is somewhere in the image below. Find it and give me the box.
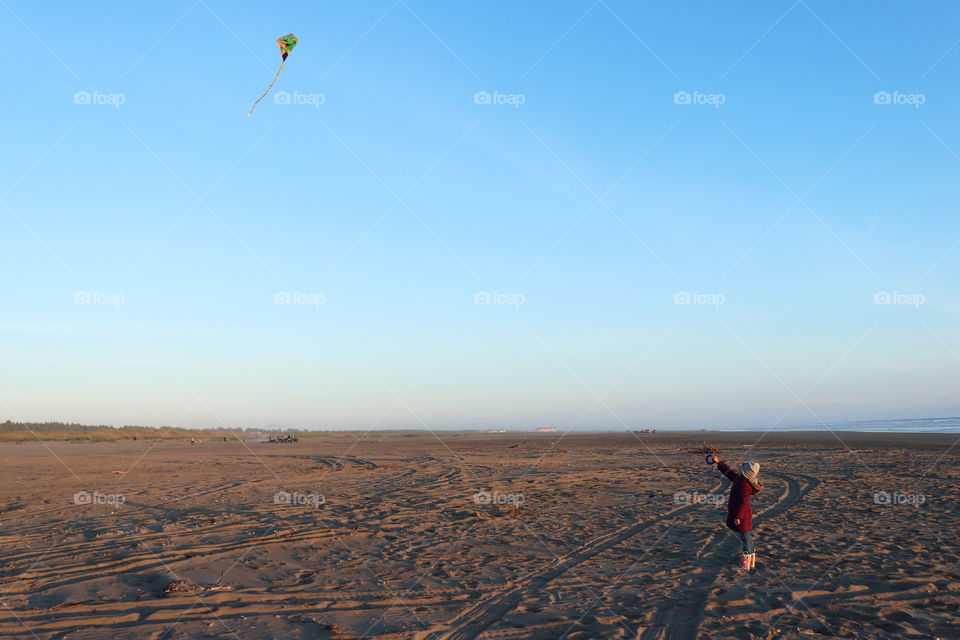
[6,415,960,435]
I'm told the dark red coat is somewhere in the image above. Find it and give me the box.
[717,461,758,533]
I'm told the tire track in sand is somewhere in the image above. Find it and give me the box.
[421,478,729,640]
[425,472,818,640]
[638,471,820,640]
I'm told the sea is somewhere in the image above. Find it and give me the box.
[723,417,960,434]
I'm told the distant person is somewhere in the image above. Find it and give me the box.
[705,454,762,570]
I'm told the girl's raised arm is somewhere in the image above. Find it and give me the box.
[714,459,740,483]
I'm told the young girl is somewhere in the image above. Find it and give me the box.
[705,454,763,570]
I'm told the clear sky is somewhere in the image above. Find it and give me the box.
[1,1,959,430]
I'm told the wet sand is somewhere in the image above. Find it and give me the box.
[0,431,957,639]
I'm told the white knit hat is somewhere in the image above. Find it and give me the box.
[740,461,760,480]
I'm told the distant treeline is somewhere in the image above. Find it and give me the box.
[0,422,477,443]
[0,421,271,433]
[0,421,259,443]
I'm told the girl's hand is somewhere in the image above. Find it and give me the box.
[734,518,741,526]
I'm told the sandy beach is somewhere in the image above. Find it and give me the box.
[0,432,957,639]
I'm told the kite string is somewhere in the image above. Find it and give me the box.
[248,58,286,116]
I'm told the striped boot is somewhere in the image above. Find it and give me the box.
[749,553,756,570]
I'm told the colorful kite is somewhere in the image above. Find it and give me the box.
[248,33,299,116]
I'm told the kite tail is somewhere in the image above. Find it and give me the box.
[248,58,286,116]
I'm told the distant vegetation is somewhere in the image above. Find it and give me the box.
[0,421,248,443]
[0,422,479,443]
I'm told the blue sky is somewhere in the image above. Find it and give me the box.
[1,1,958,430]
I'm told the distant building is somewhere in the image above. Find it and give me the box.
[535,427,558,433]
